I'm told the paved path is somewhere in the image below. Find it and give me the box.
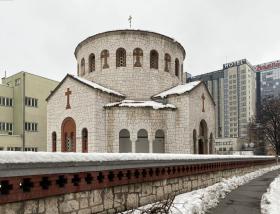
[206,168,280,214]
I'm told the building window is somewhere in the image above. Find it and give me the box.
[0,122,13,132]
[24,122,38,132]
[133,48,143,67]
[77,63,79,75]
[15,78,21,86]
[25,97,38,107]
[164,53,171,72]
[81,58,85,75]
[150,50,158,69]
[101,50,109,69]
[52,132,57,152]
[116,48,126,67]
[82,128,88,153]
[0,97,13,107]
[175,58,179,77]
[88,54,95,72]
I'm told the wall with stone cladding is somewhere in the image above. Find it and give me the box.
[47,77,121,152]
[188,84,216,153]
[75,30,185,100]
[105,107,176,153]
[0,164,274,214]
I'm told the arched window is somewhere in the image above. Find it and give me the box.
[82,128,88,153]
[209,133,213,154]
[150,50,159,69]
[136,129,149,153]
[133,48,143,67]
[164,54,171,72]
[116,48,126,67]
[77,63,79,76]
[175,58,179,77]
[119,129,132,153]
[88,54,95,72]
[52,132,57,152]
[101,50,109,69]
[153,130,165,153]
[81,58,85,75]
[181,64,184,80]
[193,129,197,154]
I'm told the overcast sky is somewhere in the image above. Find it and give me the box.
[0,0,279,82]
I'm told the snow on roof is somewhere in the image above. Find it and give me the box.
[70,75,125,97]
[104,100,176,110]
[0,152,273,164]
[153,81,201,98]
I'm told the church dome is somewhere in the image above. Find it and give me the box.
[74,29,186,99]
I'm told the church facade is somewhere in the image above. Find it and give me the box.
[46,30,215,154]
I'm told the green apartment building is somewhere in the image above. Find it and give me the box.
[0,72,58,151]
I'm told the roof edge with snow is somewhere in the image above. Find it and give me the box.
[104,100,176,110]
[46,74,125,101]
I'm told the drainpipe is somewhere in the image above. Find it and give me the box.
[22,72,26,151]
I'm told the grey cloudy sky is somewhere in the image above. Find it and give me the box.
[0,0,279,81]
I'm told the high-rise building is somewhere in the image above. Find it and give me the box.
[188,59,256,139]
[0,72,58,151]
[254,60,280,118]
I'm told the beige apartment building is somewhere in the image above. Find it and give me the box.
[0,72,58,151]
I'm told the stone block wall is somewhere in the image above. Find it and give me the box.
[0,163,274,214]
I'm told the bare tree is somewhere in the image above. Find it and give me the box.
[256,98,280,162]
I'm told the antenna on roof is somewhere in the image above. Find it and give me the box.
[4,70,7,79]
[128,15,132,29]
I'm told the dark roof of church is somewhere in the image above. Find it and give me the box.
[46,74,125,101]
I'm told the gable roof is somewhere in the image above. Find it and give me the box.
[152,81,215,105]
[152,81,201,98]
[46,74,125,101]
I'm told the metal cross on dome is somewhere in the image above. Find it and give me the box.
[128,15,132,28]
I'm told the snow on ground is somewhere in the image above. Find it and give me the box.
[153,81,201,98]
[105,100,176,109]
[124,165,280,214]
[0,152,273,164]
[261,173,280,214]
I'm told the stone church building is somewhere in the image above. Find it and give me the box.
[46,30,215,154]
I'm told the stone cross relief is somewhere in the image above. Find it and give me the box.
[201,93,205,112]
[65,88,72,109]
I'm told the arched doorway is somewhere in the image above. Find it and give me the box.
[153,130,165,153]
[61,117,76,152]
[119,129,132,153]
[198,120,208,154]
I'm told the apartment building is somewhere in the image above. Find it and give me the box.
[0,72,58,151]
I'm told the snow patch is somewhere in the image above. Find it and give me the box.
[0,152,273,164]
[104,100,176,109]
[153,81,201,98]
[261,173,280,214]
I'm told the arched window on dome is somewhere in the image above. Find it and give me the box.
[116,48,126,67]
[175,58,179,77]
[150,50,159,69]
[82,128,88,153]
[81,58,85,75]
[88,54,95,72]
[133,48,143,67]
[52,131,57,152]
[164,53,171,72]
[101,50,109,69]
